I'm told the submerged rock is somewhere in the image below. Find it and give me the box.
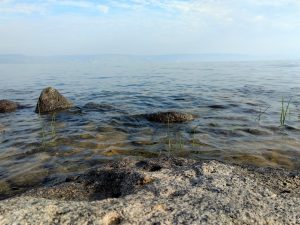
[83,102,114,111]
[208,104,227,109]
[0,100,18,113]
[0,124,5,134]
[145,111,195,123]
[35,87,73,114]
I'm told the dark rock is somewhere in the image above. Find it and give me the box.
[24,169,146,201]
[145,111,195,123]
[135,161,162,172]
[35,87,73,114]
[240,128,272,136]
[0,100,18,113]
[208,104,227,109]
[83,102,114,111]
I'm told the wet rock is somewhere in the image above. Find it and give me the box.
[0,180,10,195]
[208,104,237,109]
[208,104,227,109]
[24,169,146,201]
[35,87,73,114]
[145,111,195,123]
[83,102,114,111]
[240,128,272,136]
[0,100,18,113]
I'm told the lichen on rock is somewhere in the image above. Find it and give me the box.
[0,100,18,113]
[35,87,73,114]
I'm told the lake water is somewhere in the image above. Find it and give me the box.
[0,60,300,198]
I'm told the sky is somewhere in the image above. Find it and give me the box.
[0,0,300,57]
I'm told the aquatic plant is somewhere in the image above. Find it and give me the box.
[37,101,46,148]
[280,97,291,126]
[164,116,187,155]
[191,126,198,148]
[37,101,57,148]
[50,113,56,139]
[166,116,171,155]
[176,132,184,152]
[256,105,270,122]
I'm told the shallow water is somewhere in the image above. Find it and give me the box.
[0,60,300,197]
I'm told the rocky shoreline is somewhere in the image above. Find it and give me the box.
[0,157,299,224]
[1,87,299,224]
[1,86,196,123]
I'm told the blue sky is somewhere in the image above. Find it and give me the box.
[0,0,300,57]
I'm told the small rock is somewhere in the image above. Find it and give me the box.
[0,100,18,113]
[35,87,73,114]
[0,180,10,194]
[208,104,227,109]
[145,111,195,123]
[83,102,114,111]
[102,212,122,225]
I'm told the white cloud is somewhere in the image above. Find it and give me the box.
[110,0,230,17]
[49,0,92,8]
[97,4,109,14]
[0,0,13,3]
[161,1,231,19]
[1,0,300,56]
[247,0,300,7]
[0,2,45,14]
[0,0,110,15]
[253,15,266,22]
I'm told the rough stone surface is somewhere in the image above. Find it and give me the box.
[0,157,299,225]
[145,111,195,123]
[35,87,73,113]
[0,100,18,113]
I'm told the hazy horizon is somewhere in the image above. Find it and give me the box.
[1,53,300,63]
[1,0,300,58]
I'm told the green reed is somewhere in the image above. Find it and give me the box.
[165,116,186,156]
[37,101,46,148]
[50,112,56,139]
[176,132,184,152]
[280,97,291,126]
[256,105,270,122]
[191,126,198,149]
[37,102,57,148]
[166,116,171,155]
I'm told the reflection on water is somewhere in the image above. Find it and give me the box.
[0,60,300,197]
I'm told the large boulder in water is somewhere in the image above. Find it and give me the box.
[35,87,73,114]
[145,111,195,123]
[0,100,18,113]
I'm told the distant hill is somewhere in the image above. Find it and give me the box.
[0,54,296,64]
[142,54,260,62]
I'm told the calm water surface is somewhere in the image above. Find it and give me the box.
[0,60,300,197]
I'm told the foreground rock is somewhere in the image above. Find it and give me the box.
[145,111,195,123]
[35,87,73,114]
[0,100,18,113]
[0,157,299,224]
